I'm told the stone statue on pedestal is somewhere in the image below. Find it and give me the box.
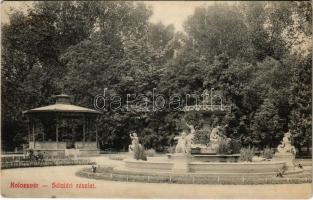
[207,126,231,153]
[129,132,139,152]
[276,130,296,155]
[175,131,189,154]
[185,120,195,152]
[209,127,220,149]
[274,130,297,170]
[174,119,197,154]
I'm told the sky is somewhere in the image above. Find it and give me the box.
[1,1,33,24]
[1,1,216,32]
[143,1,214,31]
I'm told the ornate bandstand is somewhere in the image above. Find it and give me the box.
[23,94,102,157]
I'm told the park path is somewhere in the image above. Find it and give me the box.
[1,156,312,198]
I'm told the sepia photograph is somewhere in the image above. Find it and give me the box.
[1,1,312,198]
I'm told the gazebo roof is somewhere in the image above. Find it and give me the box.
[23,94,102,115]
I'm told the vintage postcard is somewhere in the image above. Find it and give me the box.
[1,1,312,198]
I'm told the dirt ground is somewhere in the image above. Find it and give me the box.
[1,161,311,199]
[1,156,312,198]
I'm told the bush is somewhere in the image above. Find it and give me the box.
[217,138,231,154]
[134,144,147,161]
[192,130,209,145]
[167,146,176,154]
[262,147,274,159]
[108,155,125,161]
[145,149,156,157]
[240,147,255,162]
[229,139,242,154]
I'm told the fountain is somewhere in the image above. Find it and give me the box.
[122,128,302,176]
[121,90,303,176]
[75,90,308,186]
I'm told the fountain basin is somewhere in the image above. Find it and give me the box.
[124,158,173,172]
[191,154,240,162]
[123,157,297,175]
[189,161,285,173]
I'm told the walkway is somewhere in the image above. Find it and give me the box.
[1,157,312,198]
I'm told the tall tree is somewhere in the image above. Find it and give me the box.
[2,1,104,150]
[184,3,251,61]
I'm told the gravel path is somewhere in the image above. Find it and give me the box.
[1,157,312,198]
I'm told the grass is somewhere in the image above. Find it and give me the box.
[108,155,126,161]
[76,166,312,185]
[1,159,94,169]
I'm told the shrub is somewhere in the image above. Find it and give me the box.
[217,138,231,154]
[240,147,255,162]
[192,130,209,145]
[167,146,176,154]
[262,147,274,159]
[276,164,288,177]
[145,149,156,157]
[134,144,147,161]
[229,139,242,154]
[108,155,125,161]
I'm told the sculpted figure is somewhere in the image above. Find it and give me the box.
[185,120,196,151]
[277,130,296,155]
[129,132,139,152]
[208,126,231,151]
[186,121,196,135]
[209,126,222,145]
[175,131,188,153]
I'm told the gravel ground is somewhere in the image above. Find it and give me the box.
[1,156,312,198]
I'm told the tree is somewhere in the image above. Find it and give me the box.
[184,3,251,61]
[288,53,312,153]
[60,2,172,150]
[2,1,311,153]
[2,1,112,150]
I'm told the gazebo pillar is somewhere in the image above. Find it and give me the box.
[95,124,98,149]
[83,116,86,147]
[32,121,35,149]
[42,126,45,142]
[71,118,75,147]
[56,116,59,148]
[27,118,30,146]
[86,119,89,141]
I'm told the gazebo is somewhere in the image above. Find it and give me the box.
[23,94,102,157]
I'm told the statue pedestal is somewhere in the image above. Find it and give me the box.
[170,153,190,173]
[202,145,218,154]
[273,153,295,170]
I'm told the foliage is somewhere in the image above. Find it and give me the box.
[216,138,231,155]
[145,149,156,157]
[262,147,274,159]
[228,139,242,154]
[1,1,312,153]
[192,130,209,145]
[277,164,288,177]
[133,144,147,161]
[240,147,256,162]
[166,146,176,154]
[108,155,125,161]
[184,3,252,61]
[288,54,312,153]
